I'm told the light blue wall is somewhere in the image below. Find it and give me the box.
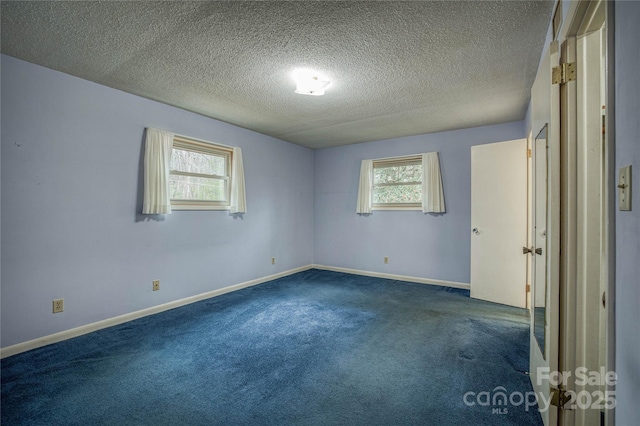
[614,1,640,423]
[0,55,314,348]
[313,122,525,284]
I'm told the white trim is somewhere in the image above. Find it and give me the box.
[370,153,423,163]
[0,265,313,359]
[173,132,235,150]
[312,264,470,290]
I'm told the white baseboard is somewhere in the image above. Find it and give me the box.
[312,264,470,290]
[0,265,313,359]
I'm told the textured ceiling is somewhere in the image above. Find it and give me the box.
[1,1,553,149]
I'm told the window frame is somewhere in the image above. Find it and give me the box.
[371,155,423,211]
[169,135,233,211]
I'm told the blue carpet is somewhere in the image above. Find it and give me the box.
[1,269,543,425]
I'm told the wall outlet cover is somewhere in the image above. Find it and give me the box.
[618,165,632,211]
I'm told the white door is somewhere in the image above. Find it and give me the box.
[470,139,527,308]
[529,40,561,426]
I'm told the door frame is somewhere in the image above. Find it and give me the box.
[559,0,615,425]
[541,0,616,424]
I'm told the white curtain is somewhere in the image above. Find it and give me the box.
[142,128,174,215]
[356,159,373,214]
[230,147,247,214]
[422,152,446,213]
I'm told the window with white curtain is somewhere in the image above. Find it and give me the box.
[356,152,445,214]
[142,128,246,214]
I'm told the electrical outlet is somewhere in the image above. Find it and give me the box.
[384,256,389,264]
[271,257,276,265]
[153,280,160,291]
[53,299,64,313]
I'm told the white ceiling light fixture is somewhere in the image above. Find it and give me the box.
[292,69,330,96]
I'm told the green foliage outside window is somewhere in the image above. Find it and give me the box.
[373,164,422,204]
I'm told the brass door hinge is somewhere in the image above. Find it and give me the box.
[550,387,572,410]
[526,284,531,293]
[552,62,576,85]
[527,149,532,158]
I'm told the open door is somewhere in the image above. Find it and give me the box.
[528,40,561,426]
[470,139,528,308]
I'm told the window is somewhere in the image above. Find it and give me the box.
[169,135,233,210]
[356,152,445,214]
[372,155,423,209]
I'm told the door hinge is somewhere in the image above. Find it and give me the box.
[527,149,532,158]
[550,387,572,410]
[552,62,576,85]
[526,284,531,293]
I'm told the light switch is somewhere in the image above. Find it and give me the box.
[618,165,632,211]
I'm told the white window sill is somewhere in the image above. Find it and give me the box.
[171,205,231,211]
[372,206,422,211]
